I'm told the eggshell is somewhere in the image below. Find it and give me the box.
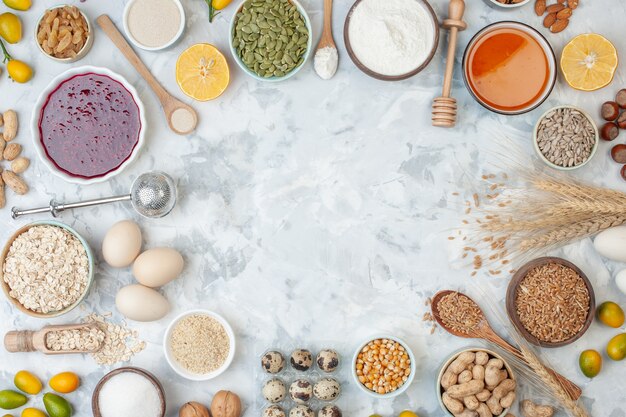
[594,226,626,263]
[102,220,142,268]
[616,269,626,296]
[115,284,170,322]
[132,247,184,288]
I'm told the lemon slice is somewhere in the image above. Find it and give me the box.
[560,33,618,92]
[176,43,230,101]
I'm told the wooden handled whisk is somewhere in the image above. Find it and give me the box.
[432,0,467,128]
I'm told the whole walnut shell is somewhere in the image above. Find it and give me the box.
[210,391,242,417]
[179,401,210,417]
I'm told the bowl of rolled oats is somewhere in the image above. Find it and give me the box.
[0,221,94,318]
[35,5,93,63]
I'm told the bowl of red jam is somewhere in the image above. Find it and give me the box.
[31,66,146,184]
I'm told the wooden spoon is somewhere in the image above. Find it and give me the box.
[431,290,582,401]
[96,15,198,135]
[4,323,103,355]
[314,0,338,79]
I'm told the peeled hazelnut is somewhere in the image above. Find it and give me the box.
[210,391,242,417]
[179,401,210,417]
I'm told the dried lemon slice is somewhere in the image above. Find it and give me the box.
[176,43,230,101]
[560,33,618,92]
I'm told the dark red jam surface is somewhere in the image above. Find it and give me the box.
[38,73,141,179]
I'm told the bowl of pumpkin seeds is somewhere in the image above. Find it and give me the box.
[229,0,312,82]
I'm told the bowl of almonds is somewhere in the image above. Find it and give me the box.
[352,335,416,398]
[35,5,93,63]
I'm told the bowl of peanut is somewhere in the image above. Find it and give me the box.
[35,5,93,63]
[352,335,416,398]
[437,348,516,417]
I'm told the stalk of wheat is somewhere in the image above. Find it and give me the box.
[459,170,626,269]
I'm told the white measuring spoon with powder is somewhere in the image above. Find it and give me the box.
[96,15,198,135]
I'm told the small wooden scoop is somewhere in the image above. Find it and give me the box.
[431,290,582,401]
[4,323,103,355]
[96,14,198,135]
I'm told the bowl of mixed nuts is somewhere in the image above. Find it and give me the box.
[0,221,95,318]
[437,348,516,417]
[229,0,312,82]
[533,105,599,171]
[35,5,93,63]
[352,335,416,398]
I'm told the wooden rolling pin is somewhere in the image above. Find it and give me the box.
[4,323,102,355]
[432,0,467,128]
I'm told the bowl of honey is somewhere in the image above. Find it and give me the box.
[462,21,557,115]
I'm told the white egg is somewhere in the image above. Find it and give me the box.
[102,220,142,268]
[132,247,184,288]
[594,226,626,263]
[616,269,626,296]
[116,284,170,322]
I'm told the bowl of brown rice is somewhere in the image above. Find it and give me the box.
[163,309,236,381]
[0,221,95,318]
[506,257,595,348]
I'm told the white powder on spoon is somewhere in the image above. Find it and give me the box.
[127,0,181,48]
[314,47,339,80]
[348,0,435,76]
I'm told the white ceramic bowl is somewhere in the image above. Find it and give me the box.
[123,0,185,51]
[0,220,95,319]
[35,5,94,63]
[484,0,532,8]
[352,335,416,398]
[30,66,146,185]
[533,105,599,171]
[437,348,515,417]
[164,309,236,381]
[229,0,312,82]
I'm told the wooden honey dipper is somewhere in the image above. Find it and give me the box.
[432,0,467,128]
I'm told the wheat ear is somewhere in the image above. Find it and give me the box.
[519,345,589,417]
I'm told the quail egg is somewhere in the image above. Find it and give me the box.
[289,405,315,417]
[290,348,313,371]
[263,378,286,403]
[318,406,342,417]
[262,350,286,374]
[313,377,341,401]
[316,349,339,373]
[263,406,286,417]
[289,379,313,404]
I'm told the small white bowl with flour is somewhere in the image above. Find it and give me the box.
[344,0,439,81]
[123,0,185,51]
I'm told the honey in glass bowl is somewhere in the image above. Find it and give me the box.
[463,22,556,115]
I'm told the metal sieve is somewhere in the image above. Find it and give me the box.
[11,171,177,219]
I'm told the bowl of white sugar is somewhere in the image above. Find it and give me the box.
[123,0,185,51]
[92,367,166,417]
[344,0,439,81]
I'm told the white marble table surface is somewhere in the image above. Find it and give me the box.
[1,0,625,416]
